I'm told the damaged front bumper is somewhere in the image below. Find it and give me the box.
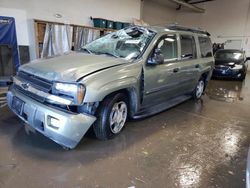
[7,87,96,149]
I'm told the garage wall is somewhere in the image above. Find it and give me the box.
[142,0,250,71]
[0,0,141,25]
[142,0,177,26]
[175,0,250,40]
[143,0,250,46]
[0,0,141,60]
[174,0,250,71]
[174,0,250,56]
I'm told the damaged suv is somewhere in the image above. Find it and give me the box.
[7,25,214,149]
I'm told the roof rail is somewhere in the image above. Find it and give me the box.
[166,24,210,36]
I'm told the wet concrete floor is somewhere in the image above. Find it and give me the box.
[0,73,250,188]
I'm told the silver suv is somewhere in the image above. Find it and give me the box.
[7,25,214,149]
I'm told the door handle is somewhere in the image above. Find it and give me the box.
[195,64,200,68]
[173,68,179,73]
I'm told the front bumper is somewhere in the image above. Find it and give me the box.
[212,67,244,79]
[7,87,96,149]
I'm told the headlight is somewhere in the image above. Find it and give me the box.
[52,82,85,105]
[232,64,243,70]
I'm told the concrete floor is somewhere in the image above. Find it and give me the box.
[0,74,250,188]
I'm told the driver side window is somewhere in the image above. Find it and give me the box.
[157,35,178,61]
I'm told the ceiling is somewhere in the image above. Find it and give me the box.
[148,0,216,13]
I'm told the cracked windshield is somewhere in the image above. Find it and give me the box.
[82,27,155,60]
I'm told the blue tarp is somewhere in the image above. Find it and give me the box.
[0,16,20,72]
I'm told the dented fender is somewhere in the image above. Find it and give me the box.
[81,62,143,103]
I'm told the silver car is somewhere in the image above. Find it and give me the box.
[7,25,214,149]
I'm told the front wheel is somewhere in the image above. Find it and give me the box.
[93,93,128,140]
[239,73,246,81]
[192,79,205,100]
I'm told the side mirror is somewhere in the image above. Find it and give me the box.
[147,48,164,65]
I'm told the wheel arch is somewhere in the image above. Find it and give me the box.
[100,87,140,118]
[200,71,211,86]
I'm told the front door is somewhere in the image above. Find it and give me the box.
[142,34,181,107]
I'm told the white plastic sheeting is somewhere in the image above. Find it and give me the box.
[247,148,250,188]
[224,39,242,50]
[41,24,73,58]
[74,27,100,51]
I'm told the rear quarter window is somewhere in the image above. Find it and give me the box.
[180,35,197,60]
[199,37,213,58]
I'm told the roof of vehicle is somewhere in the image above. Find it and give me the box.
[216,49,243,53]
[145,24,210,36]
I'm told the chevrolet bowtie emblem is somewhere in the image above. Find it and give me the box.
[21,83,30,90]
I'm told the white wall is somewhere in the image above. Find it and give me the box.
[0,0,141,59]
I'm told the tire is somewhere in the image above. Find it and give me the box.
[239,73,246,81]
[93,93,128,140]
[192,79,205,100]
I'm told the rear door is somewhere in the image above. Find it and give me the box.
[174,34,200,95]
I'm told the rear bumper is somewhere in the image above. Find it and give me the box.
[7,87,96,149]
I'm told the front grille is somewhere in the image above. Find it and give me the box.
[18,71,53,93]
[14,84,45,103]
[215,65,229,70]
[14,71,53,103]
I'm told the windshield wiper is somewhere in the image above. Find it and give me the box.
[98,52,119,58]
[81,48,92,54]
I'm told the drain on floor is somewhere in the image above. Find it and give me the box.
[0,87,8,108]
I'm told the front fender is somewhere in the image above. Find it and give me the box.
[81,62,143,102]
[84,76,140,102]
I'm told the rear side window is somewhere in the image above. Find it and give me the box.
[180,35,197,59]
[199,37,213,58]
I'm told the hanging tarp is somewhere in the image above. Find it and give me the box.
[41,24,73,58]
[74,27,100,51]
[0,16,20,72]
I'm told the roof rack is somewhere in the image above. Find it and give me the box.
[166,24,210,36]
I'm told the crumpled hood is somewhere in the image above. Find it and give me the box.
[19,52,128,82]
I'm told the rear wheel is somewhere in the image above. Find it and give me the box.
[93,93,128,140]
[192,79,205,100]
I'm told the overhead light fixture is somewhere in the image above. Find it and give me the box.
[54,13,62,18]
[165,38,175,42]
